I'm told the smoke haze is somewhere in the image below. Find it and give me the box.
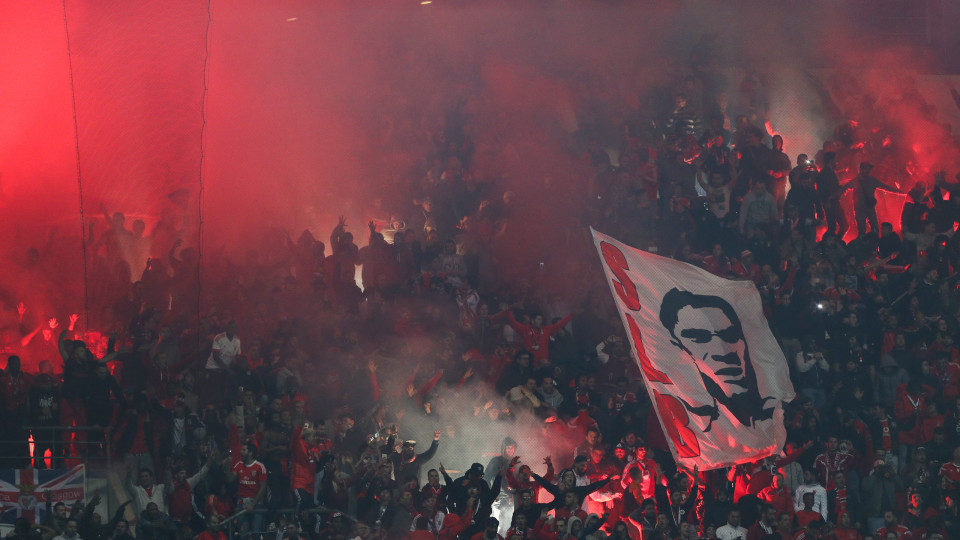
[1,0,959,349]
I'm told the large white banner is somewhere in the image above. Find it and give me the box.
[592,229,795,470]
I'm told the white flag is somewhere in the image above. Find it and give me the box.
[592,229,795,470]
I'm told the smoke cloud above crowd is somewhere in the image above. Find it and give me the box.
[1,1,959,362]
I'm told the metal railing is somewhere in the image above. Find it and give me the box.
[220,507,251,539]
[220,507,338,540]
[0,425,112,471]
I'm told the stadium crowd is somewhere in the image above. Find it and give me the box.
[3,56,960,540]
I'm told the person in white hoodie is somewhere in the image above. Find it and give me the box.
[793,468,827,522]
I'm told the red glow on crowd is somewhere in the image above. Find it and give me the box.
[0,1,959,539]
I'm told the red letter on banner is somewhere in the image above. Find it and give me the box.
[600,242,641,311]
[626,314,673,384]
[653,390,701,458]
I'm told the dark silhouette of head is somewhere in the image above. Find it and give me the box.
[659,288,774,428]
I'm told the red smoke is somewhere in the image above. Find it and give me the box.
[1,1,959,367]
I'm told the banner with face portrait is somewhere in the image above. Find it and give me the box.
[591,229,795,470]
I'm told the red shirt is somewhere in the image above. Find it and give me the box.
[875,525,909,538]
[702,255,732,278]
[554,507,587,522]
[757,485,794,516]
[920,414,945,443]
[505,527,529,540]
[233,460,267,499]
[197,532,227,540]
[795,510,822,529]
[940,461,960,491]
[733,262,762,284]
[290,426,320,492]
[205,494,234,519]
[506,312,572,362]
[169,479,195,522]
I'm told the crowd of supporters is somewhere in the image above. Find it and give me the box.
[3,52,960,540]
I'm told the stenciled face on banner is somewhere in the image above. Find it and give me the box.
[594,230,793,469]
[659,288,775,431]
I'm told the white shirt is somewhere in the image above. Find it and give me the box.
[794,483,828,520]
[131,482,167,514]
[715,524,748,540]
[205,333,241,369]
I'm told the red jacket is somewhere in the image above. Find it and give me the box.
[813,451,853,490]
[894,384,936,445]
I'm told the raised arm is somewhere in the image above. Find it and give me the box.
[574,478,614,500]
[416,432,441,463]
[542,457,555,483]
[58,328,71,361]
[20,324,43,348]
[543,313,573,336]
[506,457,522,490]
[878,179,903,194]
[484,471,504,505]
[106,501,132,531]
[531,471,561,498]
[505,310,527,333]
[417,371,445,401]
[187,457,213,489]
